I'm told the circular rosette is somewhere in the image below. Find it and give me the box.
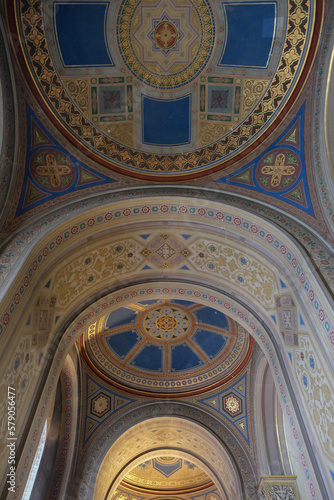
[256,149,301,192]
[117,0,214,89]
[141,305,192,341]
[30,148,75,192]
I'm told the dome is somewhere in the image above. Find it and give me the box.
[13,0,316,178]
[82,299,253,396]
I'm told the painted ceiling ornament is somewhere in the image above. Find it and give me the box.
[11,0,319,178]
[256,149,302,192]
[153,20,179,51]
[225,394,241,414]
[30,148,75,192]
[118,0,212,88]
[142,305,191,340]
[82,299,253,395]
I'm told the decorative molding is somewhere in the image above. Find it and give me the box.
[258,476,299,499]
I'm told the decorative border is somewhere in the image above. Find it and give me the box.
[47,357,76,500]
[1,200,333,355]
[313,1,334,238]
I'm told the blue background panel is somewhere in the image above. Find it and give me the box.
[220,3,276,68]
[193,329,227,358]
[152,458,182,477]
[106,330,140,359]
[142,95,191,146]
[194,307,230,330]
[54,2,113,66]
[132,345,163,372]
[106,308,137,330]
[171,344,202,372]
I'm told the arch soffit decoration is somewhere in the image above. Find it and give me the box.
[0,188,334,294]
[0,15,17,227]
[11,280,327,500]
[74,410,253,500]
[94,418,242,500]
[0,198,333,498]
[107,448,226,500]
[1,197,333,356]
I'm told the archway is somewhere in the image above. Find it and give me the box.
[1,197,332,499]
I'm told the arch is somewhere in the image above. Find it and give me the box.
[0,14,18,227]
[252,353,293,477]
[96,417,240,500]
[72,409,255,500]
[9,281,328,498]
[313,1,334,238]
[0,197,333,499]
[108,449,224,499]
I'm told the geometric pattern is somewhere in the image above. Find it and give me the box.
[152,457,182,477]
[16,107,117,217]
[142,305,191,341]
[200,373,250,444]
[216,104,315,216]
[198,75,245,135]
[13,0,316,176]
[83,300,251,395]
[83,374,134,446]
[141,233,191,268]
[127,457,209,489]
[118,0,214,89]
[92,77,133,126]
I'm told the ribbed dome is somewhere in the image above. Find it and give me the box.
[83,299,253,395]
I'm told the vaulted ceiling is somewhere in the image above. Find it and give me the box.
[0,0,334,499]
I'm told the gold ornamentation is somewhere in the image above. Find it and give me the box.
[64,79,89,114]
[156,315,177,330]
[19,0,312,172]
[258,476,299,499]
[261,153,296,187]
[242,79,269,119]
[36,154,71,188]
[199,122,231,147]
[295,336,334,461]
[154,21,178,50]
[225,395,240,413]
[188,239,276,306]
[93,395,109,414]
[98,123,134,147]
[55,239,144,306]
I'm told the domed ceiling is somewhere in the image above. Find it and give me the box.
[82,299,253,396]
[9,0,318,179]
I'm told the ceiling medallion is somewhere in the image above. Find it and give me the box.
[153,21,179,51]
[117,0,214,89]
[141,305,191,341]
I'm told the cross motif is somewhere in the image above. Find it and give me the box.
[261,153,295,187]
[36,154,71,187]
